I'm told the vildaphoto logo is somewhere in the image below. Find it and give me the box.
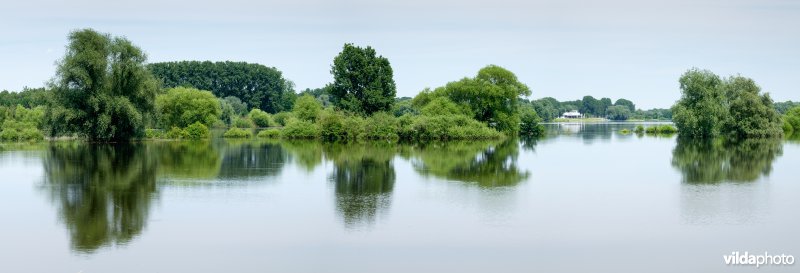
[724,251,795,268]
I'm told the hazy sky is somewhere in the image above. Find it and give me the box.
[1,0,798,109]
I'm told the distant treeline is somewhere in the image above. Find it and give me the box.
[519,96,670,121]
[147,61,296,113]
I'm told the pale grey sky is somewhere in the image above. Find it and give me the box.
[1,0,798,108]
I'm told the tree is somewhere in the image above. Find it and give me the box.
[148,61,296,113]
[417,65,532,134]
[671,68,726,138]
[248,108,273,127]
[293,94,323,122]
[46,29,158,140]
[785,106,800,133]
[606,105,631,120]
[719,76,783,138]
[156,87,221,128]
[330,44,396,115]
[519,107,545,136]
[581,96,600,117]
[599,97,613,116]
[614,98,636,113]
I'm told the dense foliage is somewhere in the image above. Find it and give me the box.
[156,87,221,129]
[0,88,49,108]
[784,106,800,135]
[605,105,632,121]
[414,65,531,134]
[46,29,159,140]
[671,68,782,139]
[292,94,323,122]
[525,96,658,121]
[0,105,45,141]
[330,44,396,115]
[149,61,296,113]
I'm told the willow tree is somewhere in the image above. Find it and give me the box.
[47,29,158,140]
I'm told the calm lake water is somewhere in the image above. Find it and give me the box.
[1,123,798,273]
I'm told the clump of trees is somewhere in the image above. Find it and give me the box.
[671,68,783,139]
[46,28,159,141]
[524,95,668,122]
[148,61,296,113]
[783,106,800,136]
[0,105,45,141]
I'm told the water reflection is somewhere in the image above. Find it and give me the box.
[41,143,157,253]
[671,138,783,183]
[411,140,529,187]
[324,143,396,229]
[218,140,289,181]
[157,141,222,179]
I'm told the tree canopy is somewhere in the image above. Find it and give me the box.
[330,44,396,115]
[415,65,531,134]
[672,68,782,139]
[148,61,296,113]
[46,28,158,140]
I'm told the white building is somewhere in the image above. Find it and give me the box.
[561,110,583,119]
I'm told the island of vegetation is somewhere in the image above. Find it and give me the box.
[1,28,799,143]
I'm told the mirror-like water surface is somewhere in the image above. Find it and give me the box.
[1,123,798,272]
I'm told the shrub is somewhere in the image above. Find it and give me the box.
[166,127,189,139]
[645,126,658,134]
[293,94,322,122]
[360,112,399,139]
[784,119,794,135]
[657,125,678,134]
[318,109,346,140]
[145,129,164,139]
[620,129,631,134]
[519,108,545,136]
[281,118,318,139]
[634,125,644,133]
[342,115,365,139]
[232,116,254,128]
[272,112,294,126]
[407,114,502,140]
[156,87,221,128]
[185,122,211,139]
[20,128,44,141]
[0,128,19,141]
[223,127,253,138]
[249,109,274,128]
[257,128,282,138]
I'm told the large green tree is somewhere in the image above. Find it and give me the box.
[330,44,396,115]
[671,68,727,138]
[47,29,158,140]
[720,76,783,138]
[148,61,296,113]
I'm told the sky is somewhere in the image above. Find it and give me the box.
[1,0,798,109]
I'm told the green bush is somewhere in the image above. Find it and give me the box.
[273,112,294,126]
[620,129,631,134]
[318,109,346,140]
[166,127,189,139]
[232,116,254,128]
[156,87,221,128]
[645,126,658,134]
[360,112,399,139]
[249,109,274,128]
[519,108,544,136]
[657,125,678,134]
[784,119,794,135]
[634,125,644,133]
[281,118,319,139]
[406,114,502,140]
[0,128,19,141]
[223,127,253,138]
[145,129,164,139]
[20,128,44,141]
[257,128,281,138]
[185,122,211,139]
[293,94,322,122]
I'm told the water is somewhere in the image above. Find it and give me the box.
[1,123,798,273]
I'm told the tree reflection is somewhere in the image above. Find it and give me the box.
[217,140,289,180]
[325,143,395,229]
[156,141,222,179]
[411,140,529,187]
[671,138,783,183]
[42,143,157,253]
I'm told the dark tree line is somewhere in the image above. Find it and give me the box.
[148,61,296,114]
[523,96,657,121]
